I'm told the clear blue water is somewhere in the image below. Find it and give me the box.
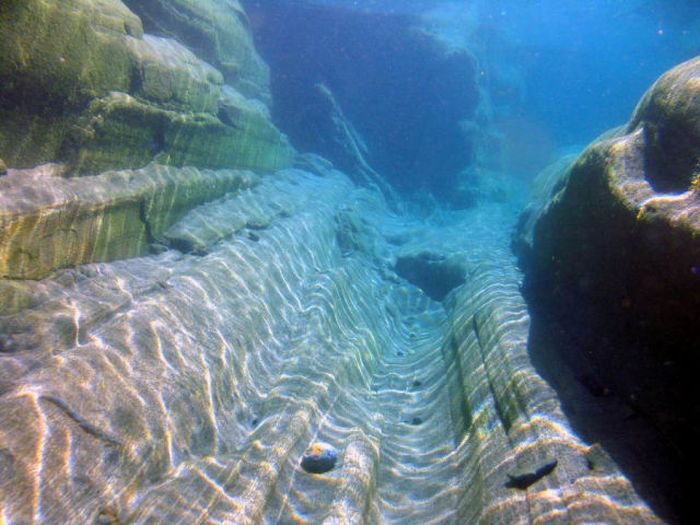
[1,1,697,523]
[249,0,699,186]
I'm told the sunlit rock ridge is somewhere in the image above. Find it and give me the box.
[0,0,692,523]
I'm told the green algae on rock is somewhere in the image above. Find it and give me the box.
[0,0,292,173]
[0,0,141,167]
[0,0,142,107]
[0,164,258,280]
[121,0,272,103]
[64,90,294,174]
[125,34,224,114]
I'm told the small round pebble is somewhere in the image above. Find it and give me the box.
[410,417,423,425]
[396,351,405,357]
[300,442,337,474]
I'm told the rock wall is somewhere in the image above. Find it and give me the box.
[0,0,293,278]
[0,164,258,280]
[517,57,700,523]
[245,0,480,198]
[121,0,272,104]
[0,0,292,174]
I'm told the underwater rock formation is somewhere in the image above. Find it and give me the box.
[0,1,680,523]
[245,0,480,197]
[0,163,661,523]
[511,153,579,263]
[394,250,466,302]
[0,164,257,280]
[519,57,700,522]
[0,0,292,173]
[122,0,272,103]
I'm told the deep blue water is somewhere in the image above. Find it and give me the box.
[246,0,699,196]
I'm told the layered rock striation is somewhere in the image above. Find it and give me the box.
[0,0,292,174]
[0,1,683,523]
[0,164,660,523]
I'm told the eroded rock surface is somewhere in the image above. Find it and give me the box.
[519,57,700,522]
[0,166,661,523]
[0,1,682,523]
[0,164,257,280]
[122,0,271,103]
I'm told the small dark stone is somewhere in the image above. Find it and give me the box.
[300,442,337,474]
[410,417,422,425]
[251,418,259,427]
[0,334,18,354]
[396,351,405,357]
[505,459,558,490]
[412,380,422,388]
[248,232,260,242]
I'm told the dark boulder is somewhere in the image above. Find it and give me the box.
[520,57,700,523]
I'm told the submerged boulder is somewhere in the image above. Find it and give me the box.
[394,250,466,302]
[520,57,700,522]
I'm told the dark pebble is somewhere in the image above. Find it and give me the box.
[248,232,260,242]
[412,380,422,388]
[396,351,405,357]
[300,442,337,474]
[410,417,422,425]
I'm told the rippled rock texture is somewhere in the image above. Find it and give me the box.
[0,163,661,523]
[0,0,292,173]
[519,57,700,523]
[0,164,257,280]
[0,1,678,523]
